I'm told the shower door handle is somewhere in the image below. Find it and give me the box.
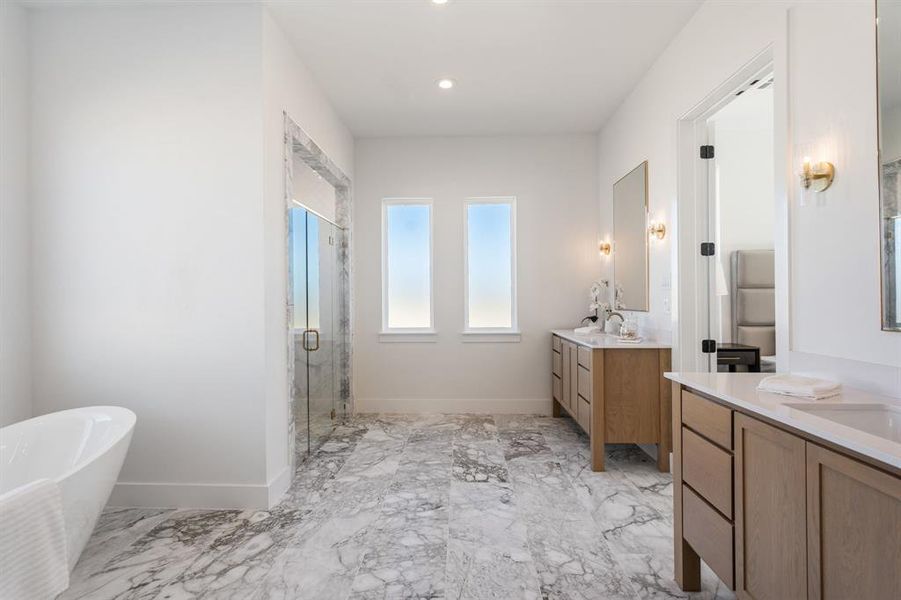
[303,329,320,352]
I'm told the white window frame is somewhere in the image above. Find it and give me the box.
[462,196,520,342]
[380,198,436,342]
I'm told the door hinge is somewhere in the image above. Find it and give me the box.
[701,339,718,354]
[700,145,715,159]
[328,235,335,246]
[700,242,716,256]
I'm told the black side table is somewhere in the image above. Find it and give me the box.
[717,343,761,372]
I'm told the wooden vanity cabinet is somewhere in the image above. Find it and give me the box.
[734,414,807,600]
[673,383,901,599]
[806,444,901,599]
[551,335,671,472]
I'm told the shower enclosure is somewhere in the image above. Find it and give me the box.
[285,115,353,469]
[290,206,343,458]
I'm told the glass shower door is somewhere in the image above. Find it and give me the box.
[290,206,338,458]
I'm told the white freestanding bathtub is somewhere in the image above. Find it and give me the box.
[0,407,136,570]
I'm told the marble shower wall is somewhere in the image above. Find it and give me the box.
[285,115,354,472]
[882,158,900,327]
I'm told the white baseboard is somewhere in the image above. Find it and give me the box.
[267,465,292,508]
[354,397,553,416]
[109,469,291,510]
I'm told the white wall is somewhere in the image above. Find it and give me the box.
[30,4,267,507]
[261,7,354,499]
[0,1,32,427]
[354,135,598,414]
[788,0,900,391]
[597,0,901,396]
[27,3,352,509]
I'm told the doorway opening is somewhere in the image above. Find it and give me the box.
[704,76,777,373]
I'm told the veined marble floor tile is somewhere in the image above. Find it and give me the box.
[448,481,527,549]
[523,517,638,600]
[445,538,541,600]
[61,509,248,599]
[615,553,737,600]
[66,508,175,591]
[66,414,731,600]
[452,439,508,483]
[348,512,448,599]
[506,459,589,523]
[251,543,361,600]
[498,429,554,464]
[453,414,498,442]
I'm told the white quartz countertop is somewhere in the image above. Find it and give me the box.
[666,372,901,472]
[551,329,671,349]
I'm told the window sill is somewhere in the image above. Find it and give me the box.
[379,330,438,343]
[460,330,521,343]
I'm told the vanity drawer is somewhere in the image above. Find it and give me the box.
[577,346,592,369]
[577,366,591,401]
[577,397,591,434]
[683,486,734,589]
[682,390,732,449]
[552,375,561,402]
[682,427,733,518]
[553,351,562,376]
[552,335,562,353]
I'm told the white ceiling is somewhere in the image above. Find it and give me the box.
[265,0,702,138]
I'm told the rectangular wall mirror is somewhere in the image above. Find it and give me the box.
[878,0,901,331]
[613,161,650,312]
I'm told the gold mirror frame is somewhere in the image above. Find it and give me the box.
[612,161,650,312]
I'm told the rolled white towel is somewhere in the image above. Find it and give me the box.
[757,374,841,400]
[0,479,70,600]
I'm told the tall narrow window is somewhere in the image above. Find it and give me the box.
[465,198,517,334]
[382,199,433,332]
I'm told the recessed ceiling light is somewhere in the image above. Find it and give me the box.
[437,78,455,90]
[432,0,449,4]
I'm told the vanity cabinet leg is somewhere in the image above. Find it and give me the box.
[672,380,700,590]
[552,399,562,418]
[657,442,670,473]
[590,430,605,471]
[657,348,672,473]
[675,537,701,591]
[590,349,605,471]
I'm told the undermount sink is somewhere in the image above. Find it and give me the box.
[785,403,901,444]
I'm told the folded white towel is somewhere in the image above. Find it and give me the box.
[757,374,842,400]
[617,336,643,344]
[0,479,70,600]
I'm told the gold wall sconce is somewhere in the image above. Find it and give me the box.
[800,157,835,192]
[648,222,666,240]
[599,241,612,256]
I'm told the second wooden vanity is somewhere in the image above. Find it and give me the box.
[668,373,901,599]
[551,330,671,472]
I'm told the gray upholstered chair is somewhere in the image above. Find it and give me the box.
[731,249,776,372]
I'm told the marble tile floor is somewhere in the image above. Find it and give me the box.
[63,414,734,600]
